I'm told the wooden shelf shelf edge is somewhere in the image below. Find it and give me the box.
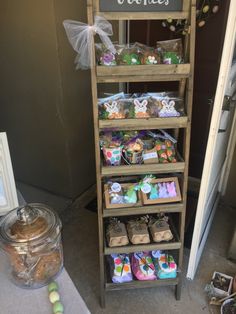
[101,162,185,177]
[96,11,189,21]
[104,241,181,255]
[103,203,184,217]
[99,116,188,131]
[105,277,179,291]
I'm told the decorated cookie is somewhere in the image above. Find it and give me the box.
[100,52,116,66]
[158,99,180,117]
[141,51,160,65]
[122,53,140,65]
[134,99,150,118]
[104,101,125,119]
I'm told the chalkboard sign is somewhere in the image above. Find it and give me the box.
[99,0,183,12]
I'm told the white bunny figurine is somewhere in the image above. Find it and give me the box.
[159,99,180,117]
[134,99,150,118]
[104,101,124,119]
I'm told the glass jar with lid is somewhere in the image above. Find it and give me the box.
[0,203,63,288]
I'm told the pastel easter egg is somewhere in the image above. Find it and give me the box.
[212,5,219,13]
[116,266,122,273]
[198,20,205,27]
[146,257,152,264]
[162,263,168,269]
[203,5,209,13]
[107,151,112,158]
[111,157,115,163]
[115,258,121,265]
[123,265,129,272]
[143,264,149,271]
[49,291,60,304]
[53,301,64,313]
[113,150,120,154]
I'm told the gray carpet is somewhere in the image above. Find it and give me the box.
[13,184,236,314]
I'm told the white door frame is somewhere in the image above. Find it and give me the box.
[187,0,236,280]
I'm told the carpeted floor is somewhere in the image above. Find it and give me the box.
[16,183,236,314]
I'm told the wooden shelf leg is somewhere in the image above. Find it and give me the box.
[100,288,106,308]
[175,275,182,300]
[100,254,106,308]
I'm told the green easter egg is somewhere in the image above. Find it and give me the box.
[113,150,120,154]
[147,257,152,263]
[53,301,64,313]
[48,281,58,293]
[116,266,122,273]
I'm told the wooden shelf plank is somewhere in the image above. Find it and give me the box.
[104,241,181,255]
[97,74,189,83]
[97,64,190,80]
[105,277,179,291]
[101,162,185,177]
[96,11,189,21]
[103,202,184,218]
[99,117,188,131]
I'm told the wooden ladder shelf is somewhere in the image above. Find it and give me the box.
[87,0,196,307]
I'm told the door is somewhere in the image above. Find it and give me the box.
[187,0,236,280]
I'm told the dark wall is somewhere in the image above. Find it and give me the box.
[0,1,95,198]
[129,2,230,178]
[189,0,230,178]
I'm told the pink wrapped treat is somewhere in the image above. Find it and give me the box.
[131,252,156,281]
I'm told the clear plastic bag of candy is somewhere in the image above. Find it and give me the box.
[98,93,126,119]
[156,39,183,64]
[96,43,117,66]
[116,44,141,65]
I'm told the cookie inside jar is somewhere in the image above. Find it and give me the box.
[0,203,63,288]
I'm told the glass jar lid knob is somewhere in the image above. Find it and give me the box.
[17,205,38,224]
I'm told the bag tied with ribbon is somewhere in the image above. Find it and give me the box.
[63,16,116,70]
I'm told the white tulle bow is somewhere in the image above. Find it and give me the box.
[63,16,116,70]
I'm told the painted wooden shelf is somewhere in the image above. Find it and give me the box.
[101,162,185,177]
[105,277,179,291]
[103,202,184,218]
[104,240,181,255]
[96,11,189,21]
[96,64,191,83]
[99,116,188,131]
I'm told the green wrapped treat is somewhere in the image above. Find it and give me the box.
[122,53,140,65]
[163,52,181,64]
[53,301,64,313]
[48,281,58,293]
